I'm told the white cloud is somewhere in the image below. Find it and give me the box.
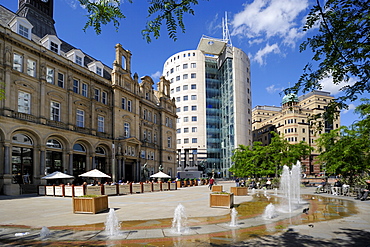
[232,0,308,41]
[266,84,284,94]
[341,103,356,114]
[151,71,162,80]
[253,43,280,65]
[231,0,309,64]
[319,76,356,95]
[65,0,79,9]
[206,13,221,35]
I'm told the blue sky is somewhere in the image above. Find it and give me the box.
[1,0,362,126]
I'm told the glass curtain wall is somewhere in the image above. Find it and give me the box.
[220,57,235,177]
[205,58,221,177]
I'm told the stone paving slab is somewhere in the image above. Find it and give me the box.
[1,182,370,245]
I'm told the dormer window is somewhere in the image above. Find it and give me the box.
[19,25,29,38]
[8,17,33,40]
[88,61,104,76]
[66,49,85,67]
[96,67,102,76]
[40,35,62,54]
[76,55,82,66]
[50,41,58,53]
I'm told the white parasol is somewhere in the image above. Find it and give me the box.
[78,169,111,178]
[150,171,171,178]
[41,171,74,180]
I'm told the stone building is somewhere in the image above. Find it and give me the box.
[0,1,177,195]
[252,91,340,175]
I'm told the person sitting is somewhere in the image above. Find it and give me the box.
[249,180,257,189]
[342,183,350,196]
[356,180,370,201]
[331,179,342,195]
[265,179,272,189]
[315,179,327,193]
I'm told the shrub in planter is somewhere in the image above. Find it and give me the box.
[73,195,108,214]
[210,192,234,208]
[230,186,248,196]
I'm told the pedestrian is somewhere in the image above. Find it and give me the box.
[209,177,215,190]
[235,177,240,187]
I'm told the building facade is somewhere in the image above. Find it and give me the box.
[163,36,252,178]
[0,1,177,195]
[252,91,340,174]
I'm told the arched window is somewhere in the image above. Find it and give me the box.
[95,146,107,172]
[73,143,86,152]
[46,139,63,174]
[12,133,33,184]
[46,139,62,149]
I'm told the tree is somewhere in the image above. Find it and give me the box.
[286,0,370,120]
[78,0,207,42]
[230,132,313,178]
[316,100,370,184]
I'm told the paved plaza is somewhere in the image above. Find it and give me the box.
[0,181,369,246]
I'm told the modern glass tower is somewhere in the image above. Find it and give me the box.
[163,36,252,178]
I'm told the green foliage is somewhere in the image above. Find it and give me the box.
[230,132,313,178]
[79,0,127,35]
[79,0,207,42]
[142,0,204,42]
[316,101,370,184]
[286,0,370,120]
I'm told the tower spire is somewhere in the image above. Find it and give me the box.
[222,12,232,47]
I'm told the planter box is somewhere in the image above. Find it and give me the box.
[143,183,152,192]
[104,185,117,195]
[230,187,248,196]
[210,193,234,208]
[73,195,108,214]
[170,182,177,190]
[212,185,223,192]
[132,184,142,193]
[153,183,161,191]
[176,181,182,188]
[118,184,131,194]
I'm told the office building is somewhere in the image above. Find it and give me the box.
[163,36,252,178]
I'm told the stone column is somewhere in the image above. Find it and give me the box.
[40,148,46,175]
[68,152,73,174]
[4,143,10,174]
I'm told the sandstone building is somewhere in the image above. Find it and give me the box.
[0,1,177,195]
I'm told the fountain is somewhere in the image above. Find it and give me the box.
[263,203,277,219]
[229,208,238,227]
[105,208,121,237]
[279,160,302,212]
[171,203,188,234]
[39,226,50,239]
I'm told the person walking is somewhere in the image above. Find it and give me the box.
[209,177,215,190]
[235,177,240,187]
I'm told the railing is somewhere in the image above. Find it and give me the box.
[13,112,38,123]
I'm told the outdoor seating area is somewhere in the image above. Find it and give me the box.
[38,182,177,197]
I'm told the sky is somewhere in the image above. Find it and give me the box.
[1,0,363,127]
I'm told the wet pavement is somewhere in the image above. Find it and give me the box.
[0,181,370,246]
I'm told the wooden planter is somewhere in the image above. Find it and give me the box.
[230,187,248,196]
[176,181,182,188]
[210,193,234,208]
[212,185,223,192]
[73,195,108,214]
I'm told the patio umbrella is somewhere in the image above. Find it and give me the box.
[41,171,74,179]
[150,171,171,178]
[78,169,111,178]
